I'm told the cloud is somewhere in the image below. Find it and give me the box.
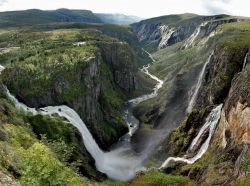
[0,0,7,6]
[202,0,232,15]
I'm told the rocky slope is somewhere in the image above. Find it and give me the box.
[157,19,250,185]
[132,14,240,51]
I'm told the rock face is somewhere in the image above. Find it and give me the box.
[0,172,21,186]
[195,46,248,109]
[212,62,250,148]
[97,42,138,92]
[132,15,240,51]
[164,42,250,184]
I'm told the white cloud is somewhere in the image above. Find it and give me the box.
[0,0,7,6]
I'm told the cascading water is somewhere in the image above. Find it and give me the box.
[121,54,163,138]
[1,60,164,181]
[5,87,145,181]
[242,52,249,71]
[160,104,223,169]
[128,65,163,106]
[187,52,213,113]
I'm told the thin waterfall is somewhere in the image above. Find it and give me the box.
[242,52,249,71]
[160,104,223,169]
[187,52,213,113]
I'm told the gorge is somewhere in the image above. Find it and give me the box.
[0,9,249,186]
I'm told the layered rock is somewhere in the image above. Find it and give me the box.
[0,172,21,186]
[132,14,240,51]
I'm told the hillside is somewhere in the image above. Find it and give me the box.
[0,9,102,27]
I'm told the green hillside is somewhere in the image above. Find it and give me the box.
[0,9,102,28]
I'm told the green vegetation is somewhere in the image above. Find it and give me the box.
[129,171,193,186]
[0,9,102,28]
[0,91,91,185]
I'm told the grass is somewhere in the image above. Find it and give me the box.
[129,171,193,186]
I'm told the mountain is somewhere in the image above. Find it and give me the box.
[0,8,102,27]
[0,10,250,186]
[96,13,142,24]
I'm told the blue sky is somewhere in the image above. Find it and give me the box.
[0,0,249,18]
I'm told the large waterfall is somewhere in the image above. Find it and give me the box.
[1,62,164,181]
[5,87,145,181]
[160,104,223,169]
[187,52,213,113]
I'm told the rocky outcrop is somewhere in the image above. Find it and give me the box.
[212,60,250,148]
[97,42,138,92]
[0,172,21,186]
[132,17,203,51]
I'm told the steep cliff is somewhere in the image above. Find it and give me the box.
[132,14,239,52]
[1,29,142,149]
[162,20,250,185]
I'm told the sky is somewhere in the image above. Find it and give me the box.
[0,0,249,18]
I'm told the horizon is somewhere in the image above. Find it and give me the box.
[0,0,249,18]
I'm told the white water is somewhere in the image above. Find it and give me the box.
[128,64,163,106]
[184,22,208,49]
[5,86,145,181]
[187,52,213,113]
[122,51,163,138]
[73,42,87,46]
[242,52,249,71]
[1,61,164,181]
[160,104,223,169]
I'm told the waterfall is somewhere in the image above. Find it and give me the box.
[1,64,146,181]
[242,52,249,71]
[159,104,223,169]
[187,52,213,113]
[1,61,165,181]
[184,22,208,49]
[5,86,145,181]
